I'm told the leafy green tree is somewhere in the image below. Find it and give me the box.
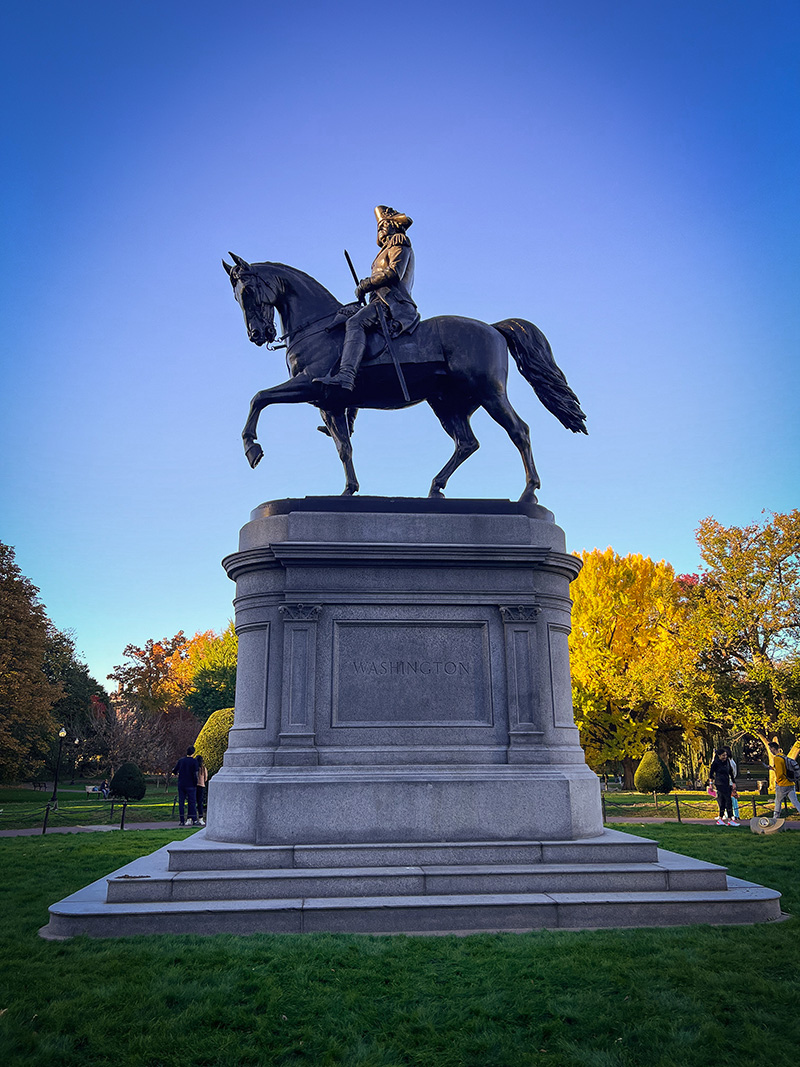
[569,548,698,787]
[185,623,237,723]
[0,543,61,782]
[42,627,110,778]
[681,510,800,765]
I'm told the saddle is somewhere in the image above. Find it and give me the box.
[360,318,445,369]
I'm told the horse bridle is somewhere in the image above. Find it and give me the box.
[236,268,341,352]
[235,269,279,346]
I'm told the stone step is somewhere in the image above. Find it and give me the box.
[43,881,782,939]
[108,855,728,904]
[166,829,659,872]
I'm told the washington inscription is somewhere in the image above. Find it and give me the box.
[332,621,491,725]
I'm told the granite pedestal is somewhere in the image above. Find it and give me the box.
[209,497,602,846]
[42,498,782,937]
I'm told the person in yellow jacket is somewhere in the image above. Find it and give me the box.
[768,742,800,820]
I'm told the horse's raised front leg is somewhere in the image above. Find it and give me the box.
[426,400,480,497]
[321,410,359,496]
[242,374,316,469]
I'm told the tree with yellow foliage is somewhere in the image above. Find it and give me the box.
[569,548,698,787]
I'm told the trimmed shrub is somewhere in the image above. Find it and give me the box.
[194,706,235,777]
[634,751,674,794]
[110,762,146,800]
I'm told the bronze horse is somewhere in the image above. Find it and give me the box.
[224,254,586,501]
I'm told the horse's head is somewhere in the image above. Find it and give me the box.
[223,253,278,346]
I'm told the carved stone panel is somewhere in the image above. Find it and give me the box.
[548,624,575,727]
[508,627,536,726]
[231,624,269,730]
[286,626,314,727]
[332,621,492,726]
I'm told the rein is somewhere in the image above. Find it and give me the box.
[277,311,340,351]
[241,267,341,351]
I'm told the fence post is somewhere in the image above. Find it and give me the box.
[120,800,128,830]
[172,796,178,818]
[653,791,659,813]
[601,795,607,822]
[675,795,682,823]
[41,804,50,835]
[752,797,757,818]
[109,801,115,821]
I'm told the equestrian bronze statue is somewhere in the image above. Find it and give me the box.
[223,210,586,502]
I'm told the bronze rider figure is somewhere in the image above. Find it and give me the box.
[315,205,419,391]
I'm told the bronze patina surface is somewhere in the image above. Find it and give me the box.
[224,207,587,501]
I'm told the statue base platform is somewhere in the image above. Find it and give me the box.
[210,496,601,844]
[42,828,781,937]
[43,498,781,936]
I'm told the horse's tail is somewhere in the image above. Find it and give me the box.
[493,318,587,434]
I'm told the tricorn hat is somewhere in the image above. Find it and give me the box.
[375,205,413,231]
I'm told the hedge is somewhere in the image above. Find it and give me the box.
[194,707,235,777]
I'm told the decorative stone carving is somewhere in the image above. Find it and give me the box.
[499,604,542,623]
[279,603,322,621]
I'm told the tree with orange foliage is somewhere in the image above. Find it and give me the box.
[108,632,193,714]
[109,625,237,725]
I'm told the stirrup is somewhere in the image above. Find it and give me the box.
[313,369,356,391]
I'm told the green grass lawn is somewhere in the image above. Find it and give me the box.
[0,824,797,1066]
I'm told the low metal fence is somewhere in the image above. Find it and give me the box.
[601,791,796,823]
[0,796,185,834]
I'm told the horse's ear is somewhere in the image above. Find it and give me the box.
[229,252,251,270]
[222,259,234,275]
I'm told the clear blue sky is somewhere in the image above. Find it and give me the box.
[2,1,798,687]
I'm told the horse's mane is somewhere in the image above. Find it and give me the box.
[253,261,341,310]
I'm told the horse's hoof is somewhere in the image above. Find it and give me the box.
[428,487,445,498]
[518,487,538,504]
[341,485,359,497]
[244,441,264,469]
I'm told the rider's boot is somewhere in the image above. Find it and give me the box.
[314,334,364,391]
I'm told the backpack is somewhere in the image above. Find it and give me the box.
[784,755,800,782]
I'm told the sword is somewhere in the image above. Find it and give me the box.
[344,249,411,402]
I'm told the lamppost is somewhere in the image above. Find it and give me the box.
[50,728,67,809]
